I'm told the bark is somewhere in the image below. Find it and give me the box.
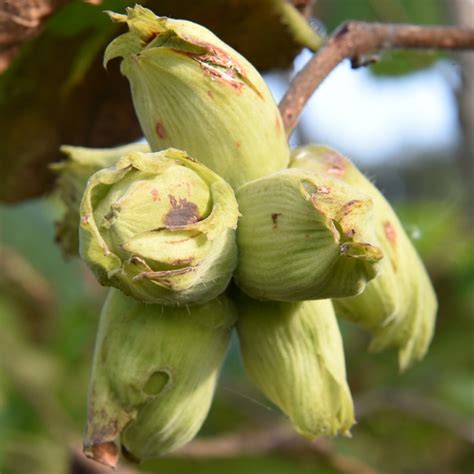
[279,21,474,135]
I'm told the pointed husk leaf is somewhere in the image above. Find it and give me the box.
[51,142,150,257]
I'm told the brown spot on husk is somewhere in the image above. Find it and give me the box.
[129,255,148,267]
[134,266,197,285]
[184,41,264,98]
[151,188,159,201]
[324,151,347,176]
[317,185,331,194]
[271,212,281,229]
[164,195,200,226]
[172,257,194,265]
[235,141,241,149]
[341,199,362,216]
[84,442,119,469]
[143,31,160,46]
[203,63,244,92]
[275,116,282,133]
[383,221,398,271]
[155,121,166,139]
[103,208,117,222]
[383,221,397,247]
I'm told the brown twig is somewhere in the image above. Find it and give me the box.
[172,426,376,474]
[279,21,474,135]
[0,244,56,341]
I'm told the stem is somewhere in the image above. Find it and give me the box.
[279,21,474,136]
[173,426,376,474]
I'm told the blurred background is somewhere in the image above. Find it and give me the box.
[0,0,473,473]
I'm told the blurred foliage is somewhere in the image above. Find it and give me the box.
[143,456,339,474]
[315,0,446,29]
[0,0,142,203]
[314,0,447,75]
[369,49,444,76]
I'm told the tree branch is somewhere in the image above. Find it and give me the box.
[279,21,474,135]
[172,426,376,474]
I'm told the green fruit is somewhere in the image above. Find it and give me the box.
[79,148,239,305]
[236,293,355,438]
[104,5,290,189]
[290,144,437,370]
[235,168,382,301]
[84,289,236,465]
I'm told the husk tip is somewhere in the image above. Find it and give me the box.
[104,10,127,24]
[83,441,119,469]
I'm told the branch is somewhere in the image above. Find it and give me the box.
[0,0,67,72]
[172,426,376,474]
[279,22,474,135]
[0,244,56,341]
